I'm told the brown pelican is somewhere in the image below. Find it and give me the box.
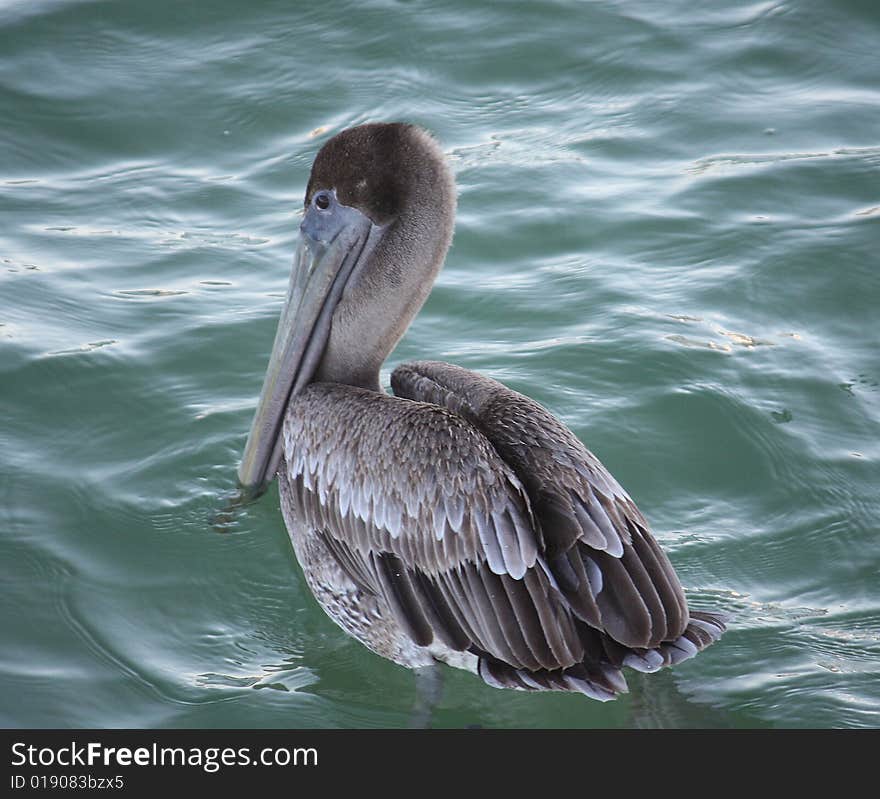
[239,122,725,701]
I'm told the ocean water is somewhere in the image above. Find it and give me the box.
[1,0,878,728]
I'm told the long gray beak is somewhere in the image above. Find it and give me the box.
[238,190,382,496]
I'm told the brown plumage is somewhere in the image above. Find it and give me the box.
[241,122,726,701]
[278,362,725,700]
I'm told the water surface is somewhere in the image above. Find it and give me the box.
[2,0,879,728]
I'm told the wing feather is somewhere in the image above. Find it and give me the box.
[391,361,697,650]
[280,365,723,696]
[373,552,434,647]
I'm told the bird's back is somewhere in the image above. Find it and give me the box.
[278,361,725,700]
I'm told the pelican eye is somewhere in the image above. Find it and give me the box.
[314,192,331,210]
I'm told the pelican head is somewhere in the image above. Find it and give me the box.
[239,123,457,494]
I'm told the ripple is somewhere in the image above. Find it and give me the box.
[114,288,189,297]
[45,339,118,357]
[2,0,879,729]
[688,145,880,176]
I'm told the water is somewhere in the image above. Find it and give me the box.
[1,0,878,728]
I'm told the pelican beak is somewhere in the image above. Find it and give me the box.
[238,190,382,496]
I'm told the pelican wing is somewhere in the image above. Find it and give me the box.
[282,371,724,697]
[282,382,587,672]
[391,361,712,652]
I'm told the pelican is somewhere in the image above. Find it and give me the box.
[239,122,725,701]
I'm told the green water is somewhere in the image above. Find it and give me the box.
[2,0,878,728]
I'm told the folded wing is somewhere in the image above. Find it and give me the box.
[282,365,724,700]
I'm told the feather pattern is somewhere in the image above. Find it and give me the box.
[278,364,725,698]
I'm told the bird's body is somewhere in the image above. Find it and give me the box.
[239,122,725,700]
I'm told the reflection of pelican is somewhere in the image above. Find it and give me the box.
[239,123,725,700]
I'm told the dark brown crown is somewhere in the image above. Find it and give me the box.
[305,123,450,226]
